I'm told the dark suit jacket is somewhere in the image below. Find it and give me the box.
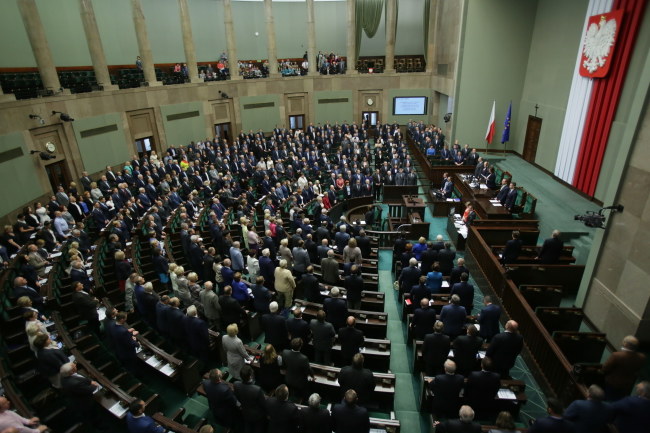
[564,399,612,433]
[399,265,421,291]
[528,416,576,433]
[203,379,240,428]
[262,313,289,351]
[266,397,299,433]
[338,326,364,364]
[422,332,451,376]
[300,406,332,433]
[436,419,482,433]
[452,334,483,375]
[286,317,310,343]
[184,316,209,357]
[323,297,348,330]
[61,374,96,400]
[281,349,312,391]
[440,304,467,337]
[450,282,474,314]
[412,307,437,340]
[449,265,469,286]
[478,303,501,341]
[36,347,68,377]
[13,285,45,311]
[610,395,650,433]
[602,349,647,393]
[538,237,564,264]
[301,273,321,302]
[167,306,187,342]
[234,381,267,424]
[344,274,364,303]
[485,331,524,377]
[504,188,518,211]
[437,249,456,275]
[464,370,501,413]
[71,291,98,322]
[338,366,375,405]
[410,284,430,309]
[331,403,370,433]
[502,238,523,264]
[430,373,465,417]
[112,324,139,361]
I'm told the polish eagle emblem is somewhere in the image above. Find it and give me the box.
[580,10,623,78]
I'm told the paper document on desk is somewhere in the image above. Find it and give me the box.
[492,203,503,207]
[108,401,128,418]
[489,199,499,203]
[478,351,486,359]
[442,281,450,288]
[480,184,488,189]
[498,389,517,400]
[97,306,106,321]
[160,364,175,376]
[145,357,163,368]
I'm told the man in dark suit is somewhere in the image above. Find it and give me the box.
[495,178,509,202]
[331,389,370,433]
[452,324,483,376]
[477,296,501,342]
[281,338,314,403]
[12,276,45,314]
[450,273,474,315]
[71,281,100,335]
[355,230,371,259]
[440,295,467,339]
[59,361,101,425]
[449,258,469,285]
[338,353,375,407]
[410,276,430,309]
[564,384,611,433]
[338,316,364,365]
[609,381,650,433]
[251,276,272,314]
[485,320,524,379]
[111,311,140,374]
[262,302,289,351]
[537,229,564,264]
[323,287,348,331]
[502,230,523,264]
[411,297,437,340]
[203,369,241,432]
[503,182,518,212]
[420,242,438,276]
[464,357,501,418]
[528,398,575,433]
[259,249,276,289]
[422,320,451,377]
[310,309,336,365]
[125,399,165,433]
[426,360,465,418]
[437,243,456,276]
[184,306,209,362]
[287,309,310,344]
[301,266,321,302]
[234,365,267,433]
[344,265,364,310]
[399,258,421,295]
[167,297,188,349]
[321,250,341,285]
[300,393,332,433]
[266,384,300,433]
[434,405,481,433]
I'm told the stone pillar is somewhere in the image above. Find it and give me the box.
[79,0,118,91]
[385,0,396,73]
[306,0,317,76]
[17,0,63,93]
[130,0,161,86]
[178,0,201,83]
[263,0,279,77]
[426,0,439,74]
[223,0,240,80]
[346,0,357,74]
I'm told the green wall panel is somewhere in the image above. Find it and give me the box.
[233,2,268,60]
[240,95,281,133]
[37,0,91,67]
[189,0,227,63]
[314,1,348,56]
[141,0,184,64]
[0,0,36,67]
[74,114,129,175]
[275,2,308,59]
[94,0,139,65]
[0,133,45,216]
[160,102,206,147]
[314,91,354,125]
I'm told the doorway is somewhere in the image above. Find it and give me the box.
[289,115,305,130]
[523,116,542,162]
[135,137,154,158]
[362,111,378,128]
[214,123,231,142]
[45,160,72,194]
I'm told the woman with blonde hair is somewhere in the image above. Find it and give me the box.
[221,323,252,380]
[169,262,179,296]
[343,237,362,264]
[125,272,138,313]
[278,238,293,269]
[258,344,283,393]
[175,266,191,307]
[90,182,103,202]
[115,250,132,292]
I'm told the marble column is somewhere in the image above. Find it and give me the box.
[385,0,396,73]
[263,0,278,77]
[79,0,118,91]
[178,0,200,83]
[17,0,63,93]
[346,0,357,74]
[223,0,240,80]
[426,0,439,74]
[306,0,317,76]
[130,0,161,86]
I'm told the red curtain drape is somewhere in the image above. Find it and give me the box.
[572,0,647,196]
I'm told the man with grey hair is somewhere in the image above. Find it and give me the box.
[323,287,348,331]
[427,359,465,418]
[321,249,340,285]
[262,301,289,351]
[440,294,467,339]
[537,229,564,264]
[189,234,205,279]
[610,381,650,433]
[434,405,480,433]
[60,361,99,416]
[200,281,221,329]
[230,241,244,273]
[184,304,209,362]
[300,393,332,432]
[335,224,350,252]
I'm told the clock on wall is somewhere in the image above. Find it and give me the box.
[45,141,56,153]
[367,98,374,106]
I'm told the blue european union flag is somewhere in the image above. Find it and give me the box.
[501,102,512,144]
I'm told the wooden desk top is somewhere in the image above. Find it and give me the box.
[402,195,426,208]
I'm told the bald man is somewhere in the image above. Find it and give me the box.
[603,335,647,401]
[485,320,523,379]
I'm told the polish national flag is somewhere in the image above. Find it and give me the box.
[485,100,496,144]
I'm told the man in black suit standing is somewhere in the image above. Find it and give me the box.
[449,258,469,286]
[426,360,465,418]
[331,389,370,433]
[234,365,266,433]
[344,265,364,310]
[338,353,375,407]
[452,324,483,376]
[281,338,314,403]
[13,276,45,314]
[437,243,456,276]
[111,311,140,374]
[300,393,332,433]
[434,405,481,433]
[262,301,289,352]
[60,362,100,426]
[71,281,100,335]
[399,258,421,296]
[338,316,365,365]
[477,296,501,342]
[502,230,523,265]
[323,287,348,331]
[266,384,300,433]
[486,320,524,379]
[464,357,501,418]
[301,266,321,302]
[420,242,438,276]
[286,309,310,344]
[450,273,474,315]
[440,295,467,339]
[422,320,451,377]
[537,230,564,264]
[503,182,518,212]
[203,369,241,432]
[411,297,436,340]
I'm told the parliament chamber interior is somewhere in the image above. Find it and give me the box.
[0,0,649,432]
